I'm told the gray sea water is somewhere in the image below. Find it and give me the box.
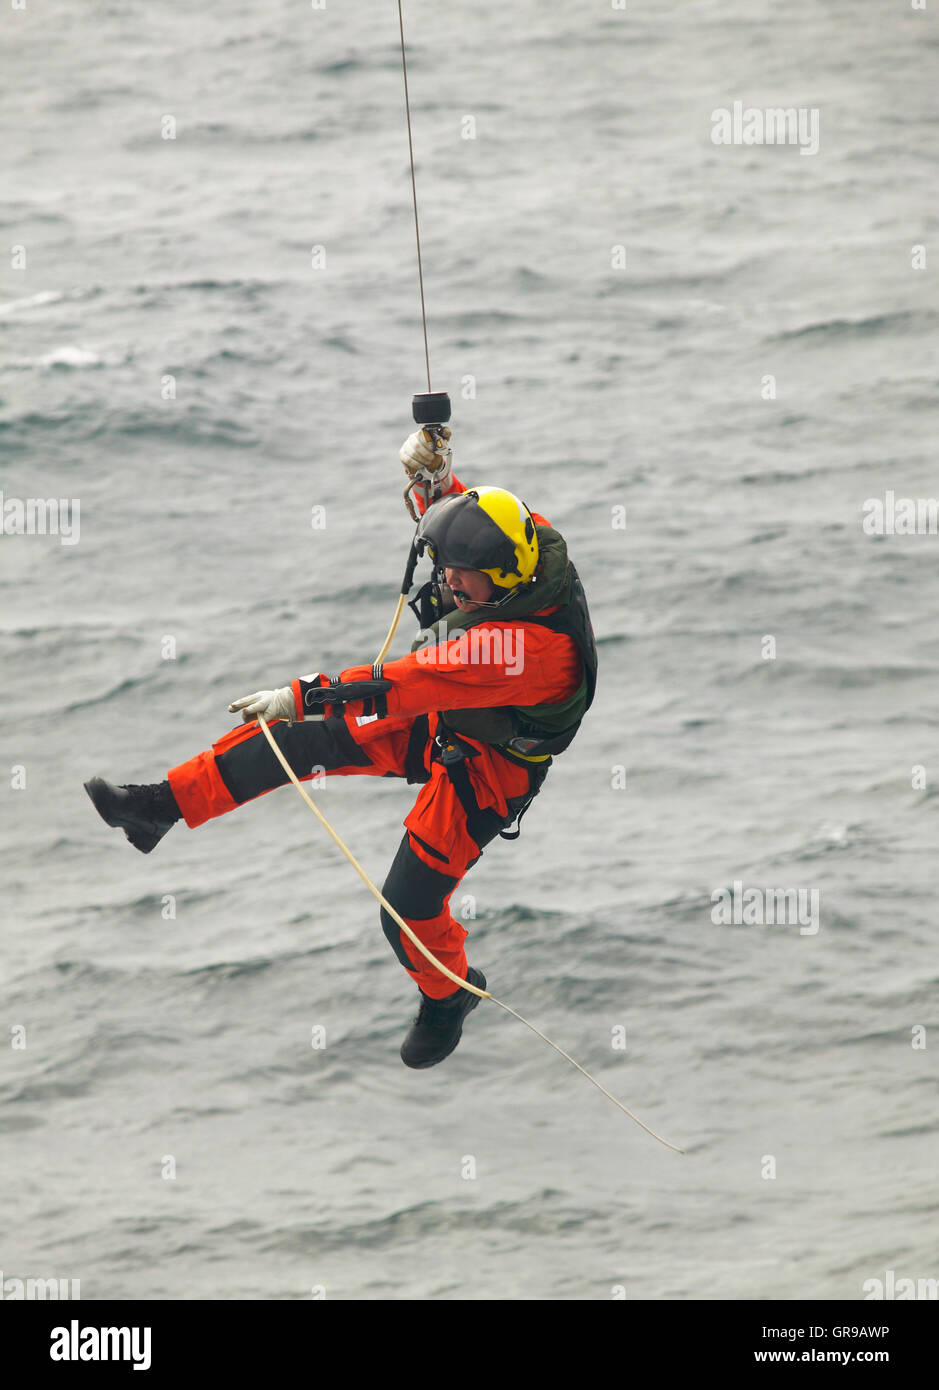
[1,0,937,1301]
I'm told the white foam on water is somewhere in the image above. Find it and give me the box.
[34,345,101,368]
[0,290,64,316]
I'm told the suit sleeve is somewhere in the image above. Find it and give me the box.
[412,473,465,515]
[333,623,581,721]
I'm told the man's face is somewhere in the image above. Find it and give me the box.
[445,566,496,612]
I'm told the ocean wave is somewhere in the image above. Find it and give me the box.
[250,1188,585,1255]
[124,122,322,151]
[0,290,64,317]
[0,286,104,318]
[63,675,158,716]
[131,276,277,300]
[770,310,926,342]
[11,345,106,370]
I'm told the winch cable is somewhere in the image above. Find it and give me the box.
[397,0,432,395]
[375,0,436,666]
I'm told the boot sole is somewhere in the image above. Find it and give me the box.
[83,777,169,855]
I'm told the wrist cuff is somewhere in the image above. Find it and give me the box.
[295,672,328,720]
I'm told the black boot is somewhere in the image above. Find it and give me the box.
[83,777,181,854]
[400,966,487,1069]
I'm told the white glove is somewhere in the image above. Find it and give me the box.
[228,686,296,724]
[399,426,452,497]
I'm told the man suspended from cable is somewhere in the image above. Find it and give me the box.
[84,429,597,1069]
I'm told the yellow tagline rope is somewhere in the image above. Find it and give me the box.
[256,713,684,1154]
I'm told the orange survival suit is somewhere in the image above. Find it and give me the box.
[166,475,597,999]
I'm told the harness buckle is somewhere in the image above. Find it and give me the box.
[434,727,481,766]
[434,732,467,766]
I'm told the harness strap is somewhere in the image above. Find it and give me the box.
[431,724,550,845]
[498,757,551,839]
[404,713,432,784]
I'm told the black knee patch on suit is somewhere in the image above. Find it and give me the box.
[380,832,459,970]
[216,714,372,804]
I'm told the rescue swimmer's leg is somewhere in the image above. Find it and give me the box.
[169,714,385,827]
[85,713,418,851]
[380,751,533,1067]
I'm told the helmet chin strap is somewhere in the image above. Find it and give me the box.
[441,567,536,611]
